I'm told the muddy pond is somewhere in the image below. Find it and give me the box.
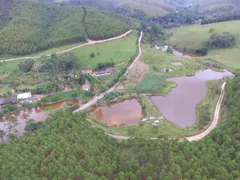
[151,69,234,127]
[0,99,81,142]
[90,99,142,126]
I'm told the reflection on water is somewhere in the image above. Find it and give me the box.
[151,69,234,128]
[90,99,142,126]
[0,99,81,142]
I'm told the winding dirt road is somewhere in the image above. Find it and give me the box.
[186,82,226,141]
[73,31,143,113]
[0,30,132,63]
[106,82,227,142]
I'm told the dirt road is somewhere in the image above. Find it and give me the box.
[186,82,226,141]
[105,82,227,142]
[0,30,132,63]
[73,31,143,112]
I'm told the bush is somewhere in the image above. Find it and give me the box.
[35,82,63,94]
[207,32,235,48]
[25,122,43,132]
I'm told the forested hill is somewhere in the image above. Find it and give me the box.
[0,0,129,56]
[0,76,239,179]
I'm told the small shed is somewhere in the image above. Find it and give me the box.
[17,92,31,100]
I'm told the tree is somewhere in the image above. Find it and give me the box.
[207,32,235,48]
[90,53,95,58]
[18,59,34,73]
[0,129,6,142]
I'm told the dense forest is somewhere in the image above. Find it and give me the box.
[0,0,129,55]
[84,7,129,40]
[0,75,239,179]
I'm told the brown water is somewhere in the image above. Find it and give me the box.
[0,99,81,142]
[151,69,234,128]
[90,99,142,126]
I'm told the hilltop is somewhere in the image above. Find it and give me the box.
[0,0,129,55]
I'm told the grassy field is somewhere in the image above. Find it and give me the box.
[140,44,203,77]
[72,31,138,69]
[0,60,26,73]
[168,20,240,71]
[0,31,138,73]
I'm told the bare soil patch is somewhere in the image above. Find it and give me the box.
[117,61,149,89]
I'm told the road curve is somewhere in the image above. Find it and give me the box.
[186,82,227,141]
[0,30,132,63]
[106,82,227,142]
[73,31,143,113]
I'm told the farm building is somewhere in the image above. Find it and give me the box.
[17,92,31,100]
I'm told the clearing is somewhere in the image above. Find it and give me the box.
[72,31,138,69]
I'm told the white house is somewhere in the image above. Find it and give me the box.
[17,92,32,100]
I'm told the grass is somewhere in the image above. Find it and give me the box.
[72,31,138,69]
[140,44,203,77]
[0,60,25,73]
[168,20,240,71]
[0,87,12,96]
[39,90,92,106]
[134,70,167,93]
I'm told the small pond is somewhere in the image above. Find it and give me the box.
[90,99,142,126]
[155,45,202,59]
[0,99,81,142]
[151,69,234,128]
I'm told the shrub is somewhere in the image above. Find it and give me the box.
[207,32,235,48]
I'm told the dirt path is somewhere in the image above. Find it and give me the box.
[73,31,143,112]
[0,30,132,63]
[186,82,226,141]
[105,82,227,142]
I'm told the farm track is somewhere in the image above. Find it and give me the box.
[73,31,143,112]
[0,30,133,63]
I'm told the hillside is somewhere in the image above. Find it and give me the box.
[0,0,129,56]
[0,75,239,179]
[48,0,184,17]
[168,20,240,71]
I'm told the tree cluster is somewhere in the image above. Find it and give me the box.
[207,32,235,48]
[84,7,130,40]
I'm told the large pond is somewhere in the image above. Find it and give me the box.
[90,99,142,126]
[151,69,234,128]
[0,99,81,142]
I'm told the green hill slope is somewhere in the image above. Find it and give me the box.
[0,75,239,179]
[0,0,129,56]
[168,20,240,71]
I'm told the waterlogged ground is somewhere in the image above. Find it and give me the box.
[0,99,81,142]
[151,69,234,127]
